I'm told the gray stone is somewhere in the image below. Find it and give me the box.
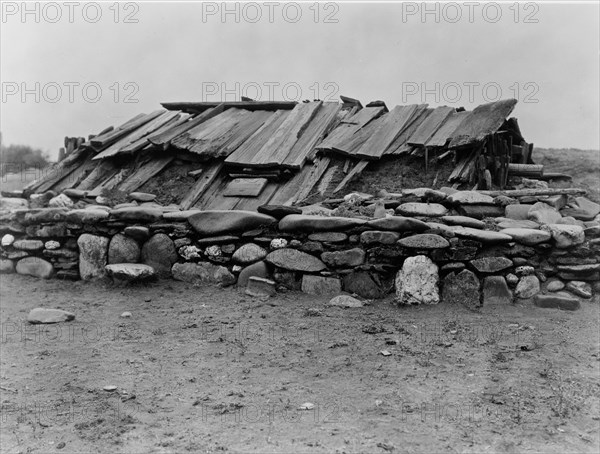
[447,191,494,205]
[515,275,540,299]
[105,264,156,282]
[505,204,534,220]
[546,280,565,292]
[425,222,457,237]
[440,216,485,229]
[124,226,150,242]
[557,216,585,227]
[257,204,302,219]
[565,281,592,299]
[16,257,54,279]
[66,209,110,223]
[196,235,240,246]
[541,224,585,249]
[453,227,512,244]
[0,197,28,210]
[266,248,326,272]
[342,271,386,299]
[470,257,513,273]
[496,218,540,230]
[129,192,156,202]
[499,228,551,245]
[0,259,15,274]
[328,295,364,308]
[366,216,430,232]
[360,230,401,245]
[44,240,60,250]
[190,210,276,236]
[321,248,365,267]
[278,214,366,232]
[441,262,465,273]
[162,210,202,221]
[13,239,44,251]
[27,308,75,324]
[396,202,448,217]
[110,207,163,223]
[527,202,562,225]
[214,266,236,287]
[301,241,324,253]
[24,208,69,224]
[556,264,600,278]
[232,243,267,264]
[307,232,348,243]
[77,234,109,280]
[141,234,177,278]
[442,269,481,310]
[398,233,449,249]
[108,234,141,264]
[301,275,342,295]
[534,293,580,311]
[63,189,87,199]
[172,262,235,286]
[246,276,276,297]
[48,194,74,208]
[515,266,535,276]
[483,276,512,305]
[1,233,15,247]
[584,225,600,238]
[396,255,439,305]
[237,261,269,288]
[505,273,519,286]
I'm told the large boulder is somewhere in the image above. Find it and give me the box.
[232,243,267,264]
[15,257,54,279]
[77,234,109,280]
[278,214,366,232]
[442,269,481,310]
[0,197,28,210]
[541,224,585,249]
[108,234,140,264]
[527,202,562,225]
[141,234,178,278]
[301,275,342,295]
[0,259,15,274]
[395,255,439,305]
[515,275,540,299]
[189,210,276,236]
[237,261,269,288]
[265,248,326,272]
[343,271,387,299]
[172,262,235,286]
[482,276,513,305]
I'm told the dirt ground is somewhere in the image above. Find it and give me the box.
[1,275,599,454]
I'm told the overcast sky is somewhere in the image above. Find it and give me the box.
[1,1,599,159]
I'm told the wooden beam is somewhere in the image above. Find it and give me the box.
[179,162,224,209]
[478,188,587,197]
[161,101,297,114]
[332,160,369,194]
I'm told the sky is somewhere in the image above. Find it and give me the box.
[1,1,599,160]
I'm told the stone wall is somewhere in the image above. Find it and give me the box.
[1,187,599,310]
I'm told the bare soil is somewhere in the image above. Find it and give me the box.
[1,275,599,454]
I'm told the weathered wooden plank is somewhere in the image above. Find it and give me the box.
[117,156,175,193]
[384,105,430,155]
[233,182,279,210]
[293,156,331,203]
[448,99,518,148]
[119,113,187,154]
[87,167,130,198]
[149,105,225,148]
[248,101,322,167]
[161,100,297,114]
[267,164,313,206]
[50,154,98,192]
[281,102,342,169]
[26,148,89,193]
[328,114,385,156]
[425,110,469,147]
[317,106,386,150]
[223,178,268,197]
[93,110,179,160]
[76,160,118,191]
[307,106,354,161]
[354,105,420,159]
[89,111,163,149]
[407,106,455,146]
[332,160,369,193]
[180,162,224,209]
[225,110,290,166]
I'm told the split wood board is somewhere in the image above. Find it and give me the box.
[149,105,225,148]
[224,110,290,167]
[161,101,297,114]
[384,105,430,155]
[119,113,188,154]
[425,110,470,147]
[448,99,518,148]
[76,160,118,191]
[267,164,314,205]
[117,155,175,193]
[242,101,322,168]
[180,162,223,209]
[50,154,98,192]
[223,178,268,197]
[293,156,331,204]
[354,105,421,159]
[333,160,370,193]
[330,115,386,156]
[232,182,280,211]
[407,106,455,146]
[316,106,386,150]
[89,111,163,150]
[93,110,180,160]
[27,149,89,193]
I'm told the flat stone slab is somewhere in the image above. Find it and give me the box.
[360,230,401,245]
[442,269,481,310]
[528,202,562,225]
[366,216,429,232]
[24,208,69,224]
[246,276,276,297]
[398,233,449,249]
[308,232,348,243]
[66,209,110,223]
[453,227,513,244]
[105,264,156,281]
[266,248,326,272]
[441,216,485,229]
[27,308,75,324]
[189,211,277,236]
[565,281,592,299]
[321,248,365,267]
[556,264,600,274]
[396,203,447,217]
[541,224,585,249]
[13,239,44,251]
[470,257,513,273]
[278,215,366,232]
[257,204,302,219]
[129,192,156,202]
[499,228,551,245]
[328,295,364,308]
[232,243,267,264]
[534,293,580,311]
[196,235,240,246]
[110,207,163,223]
[447,191,494,205]
[16,257,54,279]
[162,210,202,221]
[301,275,342,295]
[505,204,534,220]
[495,218,540,230]
[483,276,513,305]
[515,275,540,299]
